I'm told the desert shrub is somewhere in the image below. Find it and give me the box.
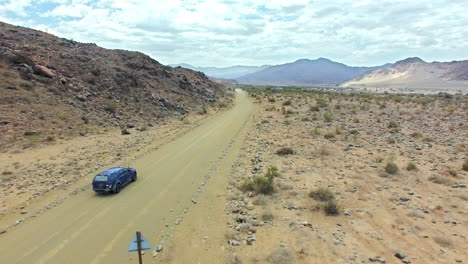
[323,112,333,122]
[317,98,328,107]
[385,161,399,174]
[463,159,468,171]
[1,171,13,176]
[406,162,418,171]
[261,120,270,124]
[24,131,40,137]
[240,166,278,195]
[410,132,423,138]
[446,167,457,177]
[283,120,291,125]
[324,200,339,216]
[324,132,335,139]
[45,135,55,141]
[267,248,296,264]
[309,187,335,202]
[261,212,274,222]
[265,166,280,180]
[387,121,399,129]
[310,105,320,112]
[241,176,272,194]
[104,101,118,114]
[311,127,320,136]
[423,137,434,142]
[268,97,276,103]
[218,101,227,108]
[282,100,291,106]
[276,147,294,156]
[335,126,344,135]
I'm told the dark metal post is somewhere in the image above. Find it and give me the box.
[137,231,143,264]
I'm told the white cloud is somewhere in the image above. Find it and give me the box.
[0,0,467,67]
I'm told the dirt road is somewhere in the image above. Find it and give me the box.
[0,90,254,264]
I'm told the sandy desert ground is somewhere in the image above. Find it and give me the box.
[219,89,467,264]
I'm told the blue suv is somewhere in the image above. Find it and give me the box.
[92,167,137,194]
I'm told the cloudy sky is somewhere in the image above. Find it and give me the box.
[0,0,467,67]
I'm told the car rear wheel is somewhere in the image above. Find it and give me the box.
[114,183,121,194]
[132,173,137,182]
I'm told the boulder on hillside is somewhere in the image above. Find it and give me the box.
[33,64,55,78]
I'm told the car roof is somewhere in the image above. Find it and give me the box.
[99,167,126,175]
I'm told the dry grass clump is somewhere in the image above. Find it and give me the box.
[310,105,320,112]
[462,159,468,171]
[387,121,399,129]
[309,187,335,202]
[410,131,423,138]
[323,112,333,122]
[406,162,418,171]
[267,248,296,264]
[429,175,454,186]
[276,147,294,156]
[385,161,399,175]
[324,132,335,139]
[310,127,320,136]
[261,212,274,222]
[324,200,339,216]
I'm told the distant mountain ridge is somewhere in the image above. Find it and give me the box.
[340,57,468,93]
[169,63,270,79]
[234,58,391,86]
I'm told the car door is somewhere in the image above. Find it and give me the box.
[121,168,130,184]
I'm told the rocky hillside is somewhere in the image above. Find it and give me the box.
[0,21,228,151]
[235,58,390,86]
[341,57,468,93]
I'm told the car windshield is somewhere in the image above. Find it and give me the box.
[94,175,108,182]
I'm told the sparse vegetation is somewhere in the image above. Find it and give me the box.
[463,159,468,171]
[387,121,399,129]
[240,166,279,195]
[276,147,294,156]
[323,132,335,139]
[323,112,333,122]
[324,200,339,216]
[309,187,335,202]
[311,127,320,136]
[429,175,454,185]
[385,161,399,175]
[406,162,418,171]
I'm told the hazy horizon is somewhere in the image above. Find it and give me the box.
[1,0,467,68]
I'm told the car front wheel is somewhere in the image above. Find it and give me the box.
[114,183,121,193]
[132,173,137,182]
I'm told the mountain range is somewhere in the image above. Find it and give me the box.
[341,57,468,93]
[177,58,467,93]
[169,63,270,79]
[235,58,391,86]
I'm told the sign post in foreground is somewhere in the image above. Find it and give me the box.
[128,231,152,264]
